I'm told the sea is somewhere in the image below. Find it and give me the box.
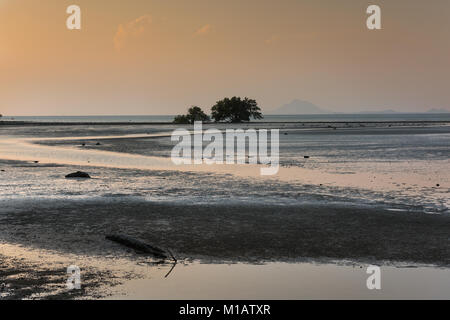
[2,113,450,123]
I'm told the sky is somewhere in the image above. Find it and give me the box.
[0,0,449,116]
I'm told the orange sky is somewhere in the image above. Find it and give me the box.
[0,0,449,115]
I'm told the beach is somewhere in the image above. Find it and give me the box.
[0,120,449,299]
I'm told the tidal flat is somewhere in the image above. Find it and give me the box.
[0,121,449,299]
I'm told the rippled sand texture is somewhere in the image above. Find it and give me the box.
[1,123,448,212]
[0,121,449,299]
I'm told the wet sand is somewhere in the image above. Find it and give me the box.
[0,251,119,300]
[1,200,449,266]
[1,199,449,299]
[0,121,449,299]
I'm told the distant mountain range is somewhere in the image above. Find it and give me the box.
[269,99,450,114]
[426,108,450,113]
[272,99,330,114]
[360,108,450,114]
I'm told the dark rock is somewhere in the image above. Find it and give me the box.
[65,171,91,179]
[33,161,39,164]
[436,184,440,187]
[304,156,310,159]
[96,142,101,146]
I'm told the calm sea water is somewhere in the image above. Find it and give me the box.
[3,113,450,123]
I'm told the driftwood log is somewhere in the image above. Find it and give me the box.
[106,234,167,259]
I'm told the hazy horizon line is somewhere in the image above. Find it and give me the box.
[3,111,450,117]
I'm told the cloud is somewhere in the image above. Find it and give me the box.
[194,24,212,36]
[114,15,152,51]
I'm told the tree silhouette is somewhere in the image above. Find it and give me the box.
[211,97,263,122]
[173,106,210,124]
